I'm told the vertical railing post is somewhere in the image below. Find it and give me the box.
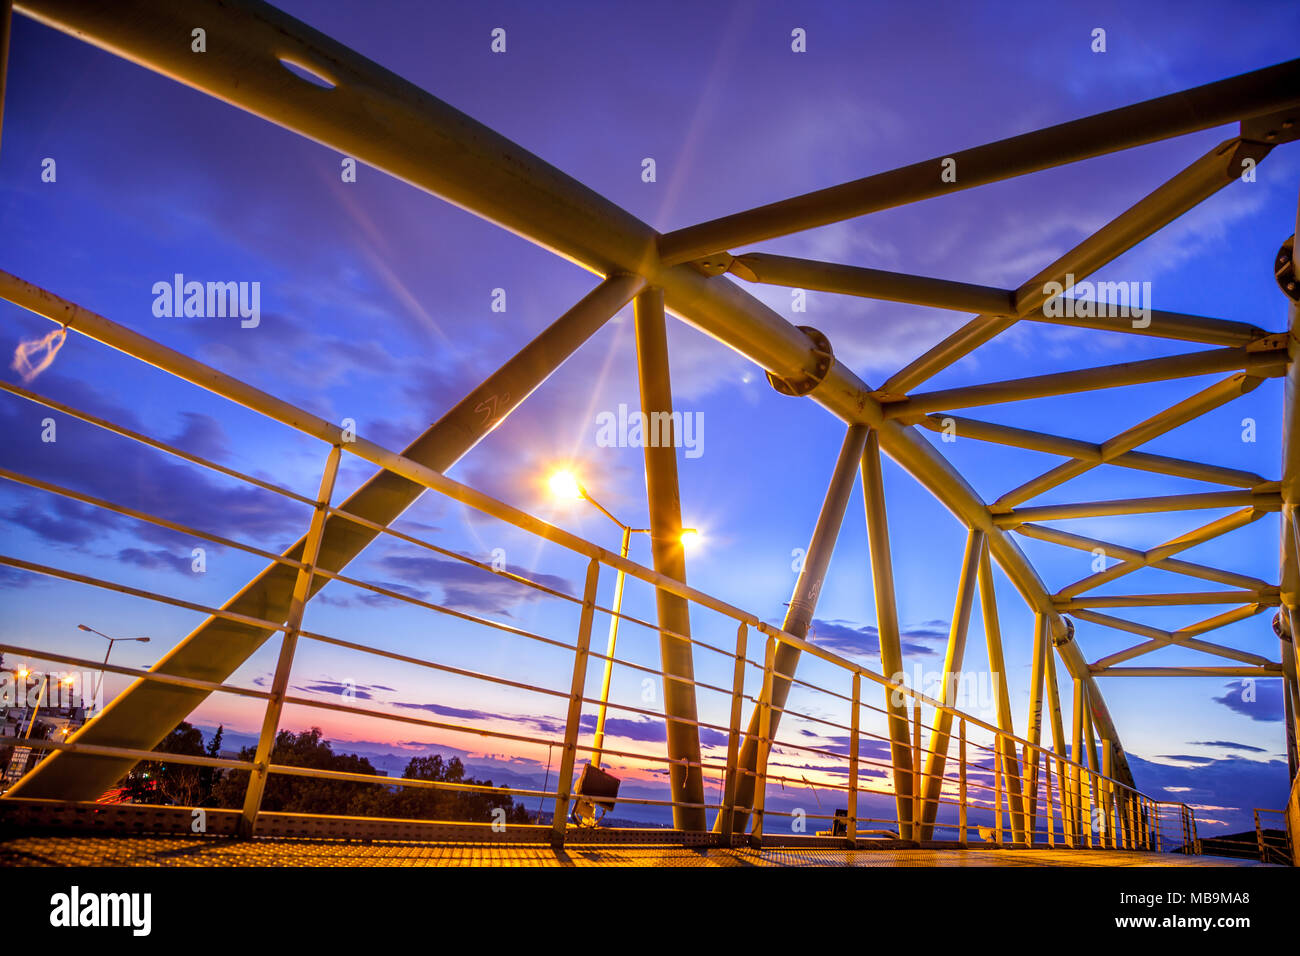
[550,558,600,848]
[1101,772,1111,848]
[1086,770,1097,849]
[1059,753,1074,848]
[1044,753,1055,847]
[847,671,860,845]
[1075,761,1086,849]
[1029,749,1040,848]
[910,698,922,841]
[957,717,967,844]
[1102,739,1116,849]
[239,443,341,837]
[994,738,1004,845]
[750,635,777,846]
[720,622,748,843]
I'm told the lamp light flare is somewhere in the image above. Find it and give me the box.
[547,469,584,501]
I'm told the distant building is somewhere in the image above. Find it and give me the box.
[0,703,90,789]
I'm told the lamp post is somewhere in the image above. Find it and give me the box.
[78,624,150,711]
[547,470,698,768]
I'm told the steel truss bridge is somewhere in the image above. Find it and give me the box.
[0,0,1298,866]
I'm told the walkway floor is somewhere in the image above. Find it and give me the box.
[0,835,1273,867]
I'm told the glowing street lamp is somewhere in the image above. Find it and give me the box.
[547,469,584,502]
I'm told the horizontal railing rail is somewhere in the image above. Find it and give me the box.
[0,274,1196,850]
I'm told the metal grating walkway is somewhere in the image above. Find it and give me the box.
[0,834,1272,867]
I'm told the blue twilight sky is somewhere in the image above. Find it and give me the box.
[2,0,1299,833]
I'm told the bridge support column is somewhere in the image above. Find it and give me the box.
[1045,637,1072,845]
[978,540,1027,844]
[633,287,706,830]
[1023,613,1048,842]
[1072,679,1088,846]
[1102,738,1118,849]
[859,430,915,839]
[1278,610,1300,781]
[716,423,870,835]
[1281,525,1300,781]
[1084,681,1107,846]
[917,529,984,840]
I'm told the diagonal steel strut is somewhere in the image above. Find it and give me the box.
[6,274,643,800]
[718,424,869,835]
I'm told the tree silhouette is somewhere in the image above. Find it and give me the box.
[124,723,534,824]
[120,721,206,806]
[212,727,384,815]
[388,754,531,824]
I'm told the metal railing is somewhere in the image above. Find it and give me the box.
[1189,808,1288,863]
[0,275,1198,851]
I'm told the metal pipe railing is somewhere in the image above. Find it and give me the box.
[0,307,1197,850]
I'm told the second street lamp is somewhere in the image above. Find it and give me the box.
[78,624,150,712]
[547,469,699,824]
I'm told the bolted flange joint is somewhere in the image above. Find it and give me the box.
[1276,236,1298,301]
[1053,616,1076,647]
[766,326,834,397]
